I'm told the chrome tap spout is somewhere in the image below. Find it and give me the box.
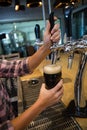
[74,52,87,109]
[50,44,65,64]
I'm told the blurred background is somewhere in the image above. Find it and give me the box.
[0,0,87,57]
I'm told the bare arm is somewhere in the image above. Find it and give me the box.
[28,20,60,72]
[11,19,61,130]
[11,80,63,130]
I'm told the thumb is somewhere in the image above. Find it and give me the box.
[41,83,46,90]
[45,20,50,33]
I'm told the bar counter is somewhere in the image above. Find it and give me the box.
[20,53,87,130]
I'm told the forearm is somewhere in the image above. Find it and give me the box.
[32,18,60,70]
[28,42,51,72]
[11,80,63,130]
[11,99,45,130]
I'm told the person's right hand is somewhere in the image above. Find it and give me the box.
[37,79,63,110]
[43,18,60,50]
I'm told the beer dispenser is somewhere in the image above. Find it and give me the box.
[47,0,87,118]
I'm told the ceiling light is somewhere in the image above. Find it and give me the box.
[15,5,20,11]
[26,0,42,8]
[53,0,79,8]
[15,0,20,11]
[72,2,75,5]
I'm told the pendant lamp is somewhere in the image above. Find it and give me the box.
[26,0,42,8]
[53,0,78,8]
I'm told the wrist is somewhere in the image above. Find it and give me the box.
[35,98,47,111]
[42,40,52,54]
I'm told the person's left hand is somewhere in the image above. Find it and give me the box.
[37,79,63,109]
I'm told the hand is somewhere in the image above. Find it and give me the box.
[43,18,60,45]
[37,79,63,109]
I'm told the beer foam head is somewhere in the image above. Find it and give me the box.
[43,64,61,74]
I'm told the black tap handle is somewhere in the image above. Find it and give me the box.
[0,33,6,40]
[34,24,40,39]
[49,12,54,32]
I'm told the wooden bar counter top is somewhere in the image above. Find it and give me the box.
[20,53,87,130]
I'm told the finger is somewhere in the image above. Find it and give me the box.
[51,30,60,42]
[53,79,63,92]
[51,23,60,35]
[40,83,46,91]
[54,16,58,21]
[52,35,60,43]
[55,86,64,97]
[54,94,63,104]
[57,94,63,102]
[45,20,50,32]
[57,86,64,96]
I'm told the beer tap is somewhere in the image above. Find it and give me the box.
[55,40,87,117]
[44,0,87,116]
[49,12,57,64]
[47,0,87,117]
[48,0,61,64]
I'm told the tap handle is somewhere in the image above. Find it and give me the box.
[49,12,57,64]
[34,24,40,40]
[49,12,54,32]
[0,33,6,40]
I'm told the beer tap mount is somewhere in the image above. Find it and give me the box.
[49,39,87,117]
[51,40,87,68]
[49,11,87,117]
[57,40,87,118]
[47,11,87,117]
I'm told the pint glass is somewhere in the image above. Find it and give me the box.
[43,64,62,89]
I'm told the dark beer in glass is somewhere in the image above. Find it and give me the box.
[43,64,62,89]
